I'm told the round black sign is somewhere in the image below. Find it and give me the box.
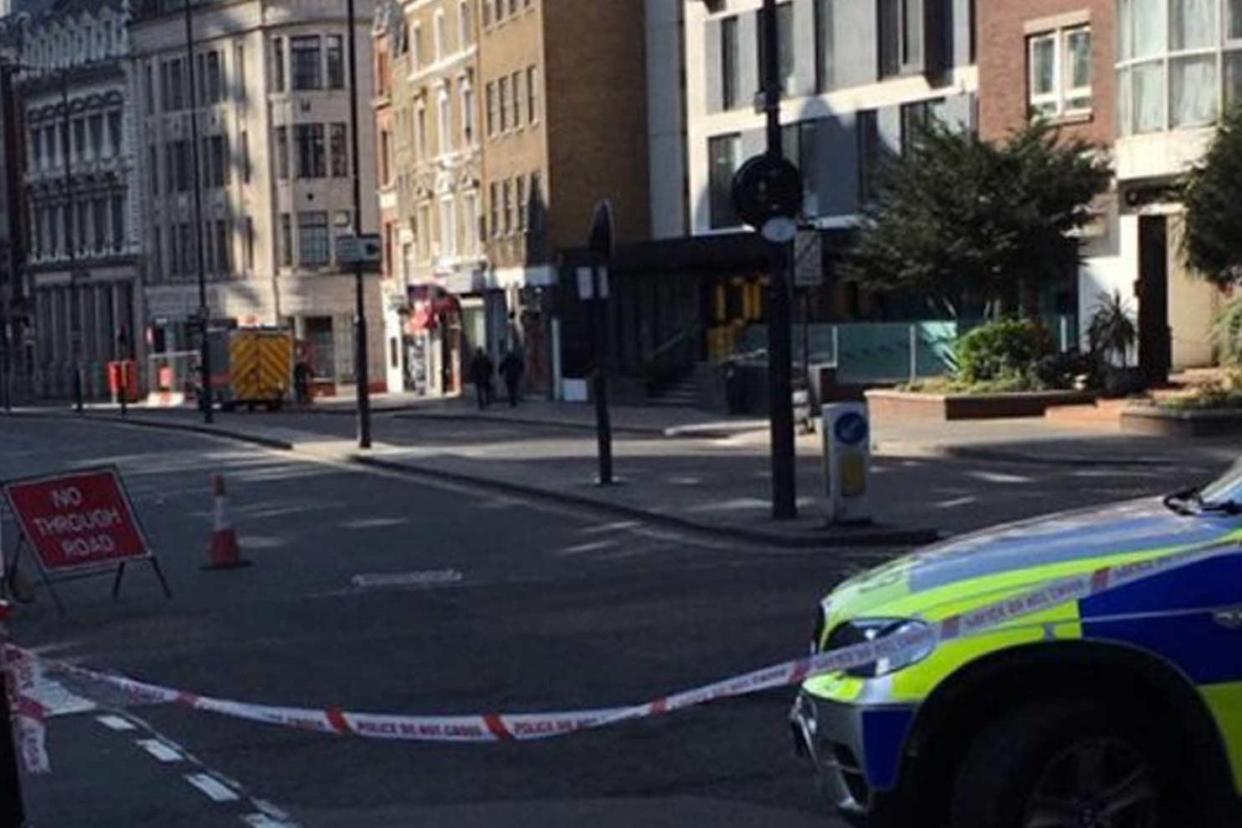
[731,154,803,229]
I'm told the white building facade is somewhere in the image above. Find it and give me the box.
[130,0,384,392]
[1079,0,1234,377]
[18,0,145,400]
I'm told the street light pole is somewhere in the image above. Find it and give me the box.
[345,0,372,449]
[184,0,213,424]
[762,0,797,520]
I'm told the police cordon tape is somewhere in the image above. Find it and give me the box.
[8,536,1242,751]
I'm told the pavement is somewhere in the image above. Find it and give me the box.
[0,411,1236,826]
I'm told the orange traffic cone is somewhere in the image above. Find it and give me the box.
[203,475,251,570]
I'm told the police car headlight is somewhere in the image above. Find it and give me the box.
[826,618,935,678]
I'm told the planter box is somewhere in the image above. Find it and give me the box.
[1121,406,1242,438]
[865,389,1096,422]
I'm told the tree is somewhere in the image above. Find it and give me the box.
[1183,106,1242,287]
[844,121,1111,318]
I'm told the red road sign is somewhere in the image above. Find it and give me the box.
[3,469,150,573]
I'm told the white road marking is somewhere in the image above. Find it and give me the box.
[136,738,184,763]
[351,569,463,589]
[340,516,409,529]
[185,772,241,802]
[967,470,1033,484]
[936,496,978,509]
[95,714,136,731]
[241,814,300,828]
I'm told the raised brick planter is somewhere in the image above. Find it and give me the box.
[1120,406,1242,438]
[865,389,1096,422]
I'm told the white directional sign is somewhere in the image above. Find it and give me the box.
[794,230,824,287]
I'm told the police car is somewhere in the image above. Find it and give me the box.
[792,458,1242,828]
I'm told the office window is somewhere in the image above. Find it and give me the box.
[240,130,251,182]
[459,0,474,45]
[380,128,391,184]
[275,126,290,179]
[502,179,512,235]
[88,115,102,158]
[243,216,255,270]
[151,226,161,274]
[412,24,424,67]
[515,175,526,231]
[167,223,178,276]
[439,198,455,255]
[203,220,216,272]
[145,63,155,112]
[438,90,453,152]
[271,37,286,92]
[291,35,322,90]
[901,98,946,152]
[203,51,223,103]
[507,71,520,126]
[235,43,246,101]
[815,0,834,92]
[416,104,428,156]
[326,35,344,89]
[330,122,348,176]
[107,111,122,157]
[109,196,124,250]
[1029,26,1093,118]
[527,66,539,122]
[498,75,510,131]
[295,123,326,178]
[782,121,819,217]
[298,211,329,264]
[756,2,795,96]
[721,16,740,109]
[149,146,159,195]
[462,77,476,143]
[92,198,106,251]
[435,10,447,59]
[708,133,741,229]
[858,110,880,204]
[216,220,230,273]
[879,0,924,78]
[179,223,192,275]
[486,81,497,135]
[489,181,500,237]
[73,119,86,161]
[30,130,41,168]
[280,213,293,266]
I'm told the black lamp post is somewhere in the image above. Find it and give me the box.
[345,0,372,448]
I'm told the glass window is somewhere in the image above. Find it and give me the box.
[858,109,880,204]
[326,35,344,89]
[295,123,326,178]
[757,2,795,96]
[1065,27,1092,108]
[486,82,496,135]
[1171,0,1218,51]
[708,133,741,229]
[1030,33,1058,116]
[290,35,322,90]
[280,213,292,266]
[1132,60,1165,133]
[330,122,348,177]
[271,37,285,92]
[1226,52,1242,105]
[1131,0,1165,59]
[901,0,923,68]
[815,0,834,92]
[1231,0,1242,40]
[110,195,124,250]
[499,75,509,131]
[275,126,289,179]
[1171,55,1219,127]
[298,211,329,265]
[107,111,122,156]
[527,66,539,122]
[721,16,739,110]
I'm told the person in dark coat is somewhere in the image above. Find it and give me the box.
[293,358,312,406]
[499,349,525,408]
[469,347,495,409]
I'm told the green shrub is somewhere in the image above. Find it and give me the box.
[1211,296,1242,367]
[955,319,1052,388]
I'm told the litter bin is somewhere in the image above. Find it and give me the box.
[107,360,140,403]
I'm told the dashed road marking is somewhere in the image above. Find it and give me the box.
[351,569,463,589]
[135,738,184,763]
[95,714,136,731]
[241,813,299,827]
[185,772,241,802]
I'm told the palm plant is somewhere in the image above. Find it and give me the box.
[1088,291,1138,368]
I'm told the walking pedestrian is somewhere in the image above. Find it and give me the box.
[469,347,495,409]
[499,348,525,408]
[293,358,312,407]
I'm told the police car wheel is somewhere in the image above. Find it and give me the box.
[949,699,1168,828]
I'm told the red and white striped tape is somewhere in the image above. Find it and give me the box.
[10,536,1241,745]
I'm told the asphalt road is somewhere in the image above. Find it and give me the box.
[2,417,854,827]
[0,415,1234,827]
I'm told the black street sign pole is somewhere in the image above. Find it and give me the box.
[346,0,372,449]
[588,202,614,486]
[762,0,797,519]
[184,0,213,424]
[60,72,84,414]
